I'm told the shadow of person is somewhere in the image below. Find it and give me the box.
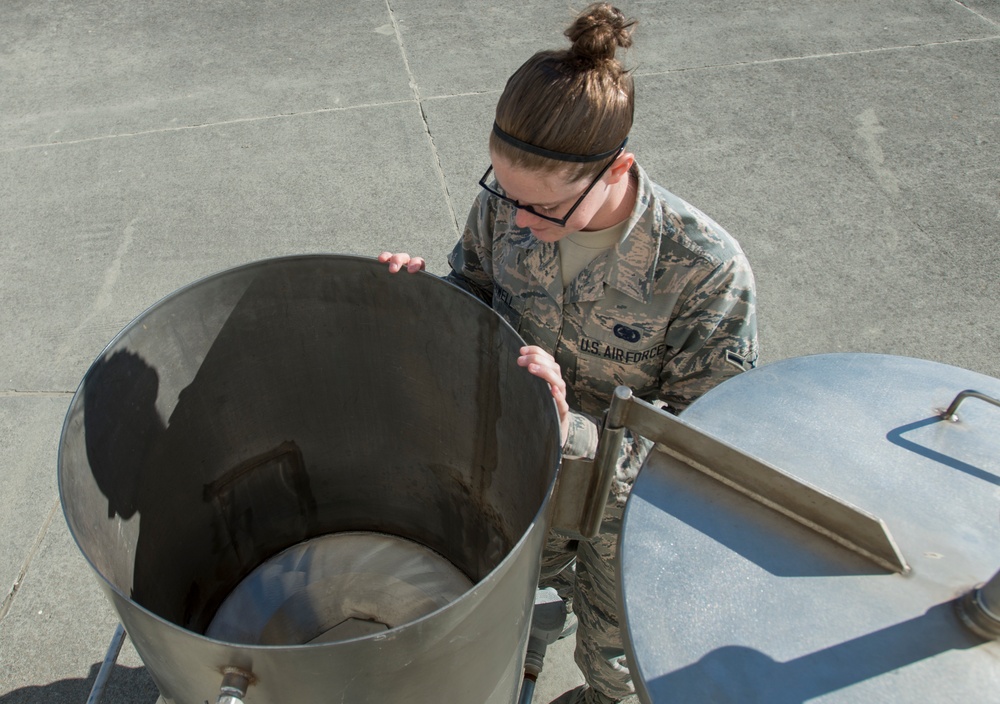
[0,663,159,704]
[77,272,324,634]
[83,350,164,521]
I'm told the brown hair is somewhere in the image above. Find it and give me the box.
[490,3,636,179]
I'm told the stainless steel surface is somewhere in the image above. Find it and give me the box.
[206,532,473,645]
[619,353,1000,703]
[59,255,562,704]
[609,388,906,574]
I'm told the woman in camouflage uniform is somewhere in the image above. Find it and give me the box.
[381,4,757,703]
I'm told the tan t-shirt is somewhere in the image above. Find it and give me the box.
[559,220,630,288]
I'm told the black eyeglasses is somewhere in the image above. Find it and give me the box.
[478,145,625,227]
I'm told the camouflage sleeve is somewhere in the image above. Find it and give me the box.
[444,191,496,305]
[561,410,600,460]
[656,253,758,413]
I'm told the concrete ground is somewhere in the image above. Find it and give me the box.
[1,1,998,702]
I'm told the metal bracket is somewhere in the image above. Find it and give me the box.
[549,387,631,539]
[551,386,909,573]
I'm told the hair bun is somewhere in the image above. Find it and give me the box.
[564,3,636,64]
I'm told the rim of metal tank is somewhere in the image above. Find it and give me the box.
[56,252,562,649]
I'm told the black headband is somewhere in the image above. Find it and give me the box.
[492,122,628,163]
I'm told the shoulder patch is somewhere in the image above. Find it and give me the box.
[726,350,756,372]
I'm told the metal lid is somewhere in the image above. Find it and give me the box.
[620,353,1000,702]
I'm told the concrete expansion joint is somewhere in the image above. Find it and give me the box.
[384,0,461,235]
[953,0,1000,27]
[4,100,419,153]
[636,34,1000,78]
[0,501,59,623]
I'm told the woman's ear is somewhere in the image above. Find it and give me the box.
[607,151,635,183]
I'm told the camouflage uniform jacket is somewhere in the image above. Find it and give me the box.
[446,164,758,470]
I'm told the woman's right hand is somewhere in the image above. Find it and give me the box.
[378,252,427,274]
[517,346,570,446]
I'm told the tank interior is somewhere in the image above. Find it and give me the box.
[59,257,561,636]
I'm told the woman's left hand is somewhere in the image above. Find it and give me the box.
[517,346,570,445]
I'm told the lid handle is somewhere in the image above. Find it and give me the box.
[941,390,1000,421]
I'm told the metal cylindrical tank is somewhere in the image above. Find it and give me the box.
[619,353,1000,702]
[58,255,562,704]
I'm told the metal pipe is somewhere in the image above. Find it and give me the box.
[580,386,632,535]
[958,565,1000,639]
[549,386,631,538]
[86,623,127,704]
[978,566,1000,616]
[518,677,536,704]
[217,669,251,704]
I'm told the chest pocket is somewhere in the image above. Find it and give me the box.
[492,283,526,332]
[575,314,668,413]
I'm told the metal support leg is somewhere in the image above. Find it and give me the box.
[86,623,127,704]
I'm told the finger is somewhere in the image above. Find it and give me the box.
[517,348,557,369]
[549,383,569,411]
[406,257,426,273]
[377,251,392,263]
[387,253,410,273]
[519,354,562,379]
[519,345,552,359]
[527,362,566,397]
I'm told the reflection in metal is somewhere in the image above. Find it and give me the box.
[618,353,1000,703]
[59,255,561,704]
[206,532,473,645]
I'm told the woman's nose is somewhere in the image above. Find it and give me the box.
[514,207,540,229]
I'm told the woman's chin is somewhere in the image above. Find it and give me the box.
[530,227,565,242]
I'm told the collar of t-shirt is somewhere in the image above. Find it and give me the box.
[559,219,630,289]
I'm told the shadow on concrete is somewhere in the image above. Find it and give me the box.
[0,662,159,704]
